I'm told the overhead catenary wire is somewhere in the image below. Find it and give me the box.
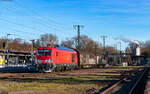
[0,18,45,34]
[0,24,40,36]
[13,1,76,36]
[0,3,74,39]
[0,4,58,31]
[0,18,69,42]
[0,1,77,42]
[14,1,73,29]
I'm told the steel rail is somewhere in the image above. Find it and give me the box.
[129,67,148,94]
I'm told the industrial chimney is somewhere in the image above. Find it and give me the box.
[133,40,140,56]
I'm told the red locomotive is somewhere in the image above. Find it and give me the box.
[35,45,79,72]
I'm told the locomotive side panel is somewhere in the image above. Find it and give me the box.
[55,50,74,64]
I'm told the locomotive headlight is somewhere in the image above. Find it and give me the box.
[37,60,42,63]
[45,59,52,63]
[48,59,51,63]
[45,60,50,63]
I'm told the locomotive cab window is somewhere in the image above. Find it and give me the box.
[38,49,51,56]
[72,53,75,63]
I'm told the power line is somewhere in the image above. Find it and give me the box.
[0,3,75,39]
[0,4,44,36]
[0,18,45,34]
[1,26,40,36]
[14,1,73,30]
[0,4,58,31]
[0,1,76,42]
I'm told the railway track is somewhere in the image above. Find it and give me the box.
[0,64,145,94]
[97,67,149,94]
[128,67,148,94]
[0,63,111,73]
[0,64,36,73]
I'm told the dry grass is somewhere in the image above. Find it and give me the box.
[0,81,108,94]
[0,66,141,94]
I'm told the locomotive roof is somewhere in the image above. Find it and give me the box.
[56,46,75,52]
[38,46,75,52]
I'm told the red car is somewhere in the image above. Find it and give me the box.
[35,45,79,72]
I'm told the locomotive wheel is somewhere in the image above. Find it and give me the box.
[62,66,65,71]
[55,68,59,72]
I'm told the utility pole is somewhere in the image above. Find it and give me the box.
[94,43,97,56]
[114,44,118,65]
[101,36,107,59]
[118,42,122,64]
[30,39,35,52]
[73,25,84,50]
[114,44,117,54]
[117,42,121,54]
[30,39,35,64]
[6,34,12,64]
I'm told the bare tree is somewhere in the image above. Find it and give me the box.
[61,35,102,55]
[61,39,74,48]
[40,33,58,46]
[141,40,150,55]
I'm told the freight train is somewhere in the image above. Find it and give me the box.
[35,45,80,72]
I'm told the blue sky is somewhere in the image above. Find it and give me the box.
[0,0,150,50]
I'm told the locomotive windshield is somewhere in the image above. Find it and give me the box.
[38,49,51,56]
